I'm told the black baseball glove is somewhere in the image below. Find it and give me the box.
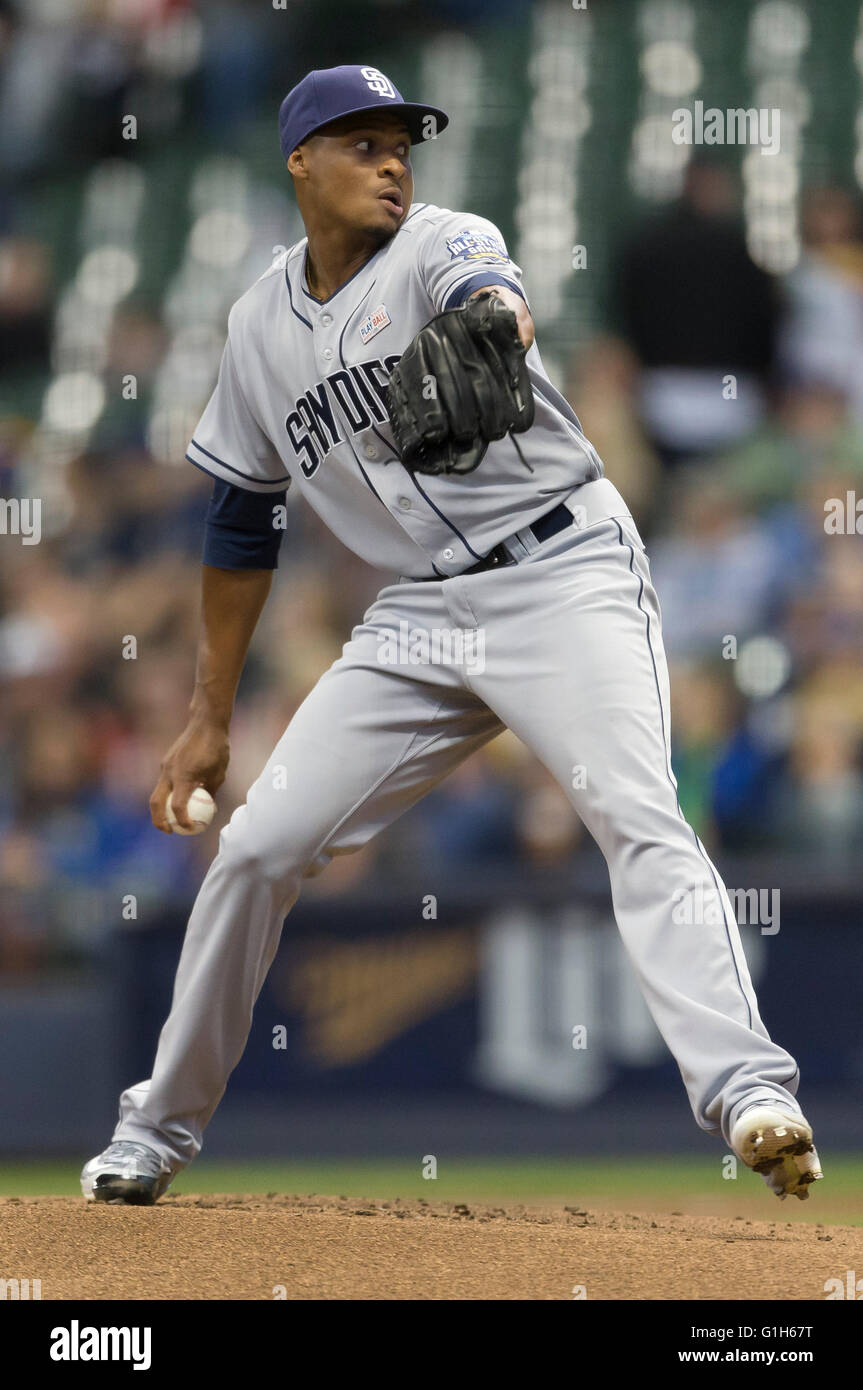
[384,290,535,476]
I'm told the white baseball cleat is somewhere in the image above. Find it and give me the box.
[730,1105,823,1201]
[81,1140,173,1206]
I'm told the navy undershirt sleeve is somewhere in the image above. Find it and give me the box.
[443,273,526,310]
[202,478,287,570]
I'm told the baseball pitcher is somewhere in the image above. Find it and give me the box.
[82,65,821,1206]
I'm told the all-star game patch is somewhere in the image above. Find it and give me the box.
[445,228,511,264]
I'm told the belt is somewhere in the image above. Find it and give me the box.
[459,500,574,577]
[401,480,630,584]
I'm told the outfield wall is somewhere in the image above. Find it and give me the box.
[2,865,860,1155]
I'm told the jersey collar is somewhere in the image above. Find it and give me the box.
[300,238,392,307]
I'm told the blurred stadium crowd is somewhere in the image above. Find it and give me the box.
[2,0,863,973]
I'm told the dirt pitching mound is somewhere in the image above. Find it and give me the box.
[1,1195,859,1300]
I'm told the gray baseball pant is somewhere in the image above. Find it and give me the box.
[113,479,801,1174]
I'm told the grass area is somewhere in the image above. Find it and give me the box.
[2,1156,862,1223]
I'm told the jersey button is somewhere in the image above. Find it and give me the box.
[321,314,333,326]
[398,495,412,510]
[443,548,454,560]
[322,347,334,360]
[364,444,378,459]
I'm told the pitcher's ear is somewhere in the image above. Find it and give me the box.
[287,147,307,179]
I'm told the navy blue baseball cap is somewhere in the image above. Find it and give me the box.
[279,64,449,162]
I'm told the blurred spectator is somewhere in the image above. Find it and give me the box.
[515,774,583,867]
[616,157,779,470]
[667,659,736,840]
[721,382,863,513]
[778,185,863,426]
[774,673,863,863]
[785,529,863,668]
[198,1,275,141]
[413,751,519,868]
[567,336,661,532]
[0,0,205,180]
[0,0,74,180]
[647,466,790,659]
[711,704,789,853]
[0,236,51,372]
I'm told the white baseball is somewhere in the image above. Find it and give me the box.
[166,787,215,836]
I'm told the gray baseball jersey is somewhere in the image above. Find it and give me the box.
[186,203,602,577]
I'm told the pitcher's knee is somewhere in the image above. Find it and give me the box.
[590,794,692,867]
[216,813,311,888]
